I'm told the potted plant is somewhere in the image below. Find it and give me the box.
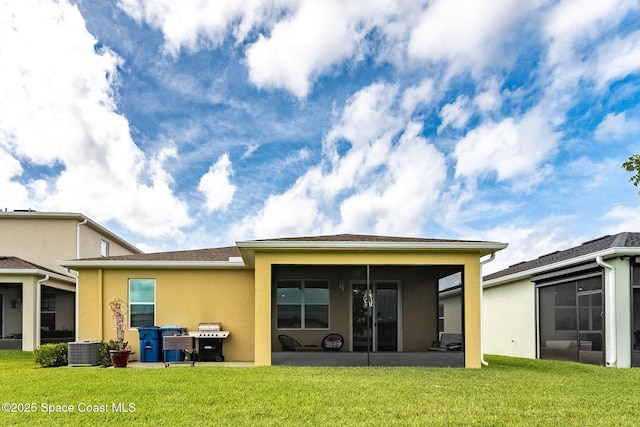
[108,298,131,368]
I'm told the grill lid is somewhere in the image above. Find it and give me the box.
[198,322,222,331]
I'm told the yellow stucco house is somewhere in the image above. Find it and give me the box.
[62,234,506,368]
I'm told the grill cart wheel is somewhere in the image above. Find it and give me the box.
[215,355,224,362]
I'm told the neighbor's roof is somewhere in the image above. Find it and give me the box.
[0,256,75,281]
[484,232,640,284]
[60,233,507,269]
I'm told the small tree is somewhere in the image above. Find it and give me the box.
[622,153,640,194]
[109,298,129,351]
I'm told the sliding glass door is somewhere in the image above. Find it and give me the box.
[351,281,399,352]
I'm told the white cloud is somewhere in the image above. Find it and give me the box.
[118,0,409,98]
[407,0,538,67]
[117,0,279,56]
[480,218,586,274]
[544,0,637,49]
[198,153,237,213]
[246,0,359,98]
[338,122,446,235]
[0,0,192,237]
[473,78,503,113]
[594,112,640,142]
[603,205,640,233]
[230,186,322,240]
[438,96,472,132]
[231,83,447,238]
[543,0,639,79]
[401,79,437,112]
[453,108,559,181]
[593,30,640,90]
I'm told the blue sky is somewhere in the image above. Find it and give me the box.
[1,0,639,273]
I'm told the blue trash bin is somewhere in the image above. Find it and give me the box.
[160,326,187,362]
[138,326,161,362]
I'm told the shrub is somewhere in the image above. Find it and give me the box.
[97,340,120,367]
[34,343,68,368]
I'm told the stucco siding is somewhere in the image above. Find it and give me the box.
[77,268,255,362]
[0,218,77,275]
[483,278,536,358]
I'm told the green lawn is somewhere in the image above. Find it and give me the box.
[1,351,640,426]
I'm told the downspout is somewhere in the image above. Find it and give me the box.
[480,252,497,366]
[596,256,616,367]
[36,275,49,349]
[75,218,87,343]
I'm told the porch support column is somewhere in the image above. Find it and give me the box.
[21,277,38,351]
[464,259,482,368]
[254,255,272,366]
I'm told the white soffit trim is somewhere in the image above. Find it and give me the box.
[483,247,640,288]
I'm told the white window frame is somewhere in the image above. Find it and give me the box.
[101,240,109,257]
[276,279,330,330]
[128,279,156,329]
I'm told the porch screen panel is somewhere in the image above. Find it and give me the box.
[539,283,578,362]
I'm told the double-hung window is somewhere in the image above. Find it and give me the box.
[276,279,329,329]
[129,279,155,328]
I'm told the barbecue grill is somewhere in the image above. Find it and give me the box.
[188,322,230,362]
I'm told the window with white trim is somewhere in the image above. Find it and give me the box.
[101,240,109,257]
[129,279,155,328]
[276,279,329,329]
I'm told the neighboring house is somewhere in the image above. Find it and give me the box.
[61,234,507,368]
[483,232,640,368]
[0,211,142,351]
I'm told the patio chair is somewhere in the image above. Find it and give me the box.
[278,334,303,351]
[321,333,344,351]
[428,333,462,352]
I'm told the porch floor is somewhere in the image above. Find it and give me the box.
[272,351,464,367]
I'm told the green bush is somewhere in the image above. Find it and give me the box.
[33,343,68,367]
[97,340,120,367]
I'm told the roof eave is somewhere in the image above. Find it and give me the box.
[0,268,75,283]
[237,240,508,267]
[483,247,640,288]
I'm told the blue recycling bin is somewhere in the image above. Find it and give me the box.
[138,326,161,363]
[160,325,187,362]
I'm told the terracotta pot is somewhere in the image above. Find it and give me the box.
[109,350,130,368]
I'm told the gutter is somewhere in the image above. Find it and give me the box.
[480,252,497,367]
[596,256,616,367]
[75,218,87,344]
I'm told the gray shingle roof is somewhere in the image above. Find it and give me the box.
[80,246,241,262]
[257,233,487,243]
[81,234,498,263]
[0,256,73,277]
[485,232,640,281]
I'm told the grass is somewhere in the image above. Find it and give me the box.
[2,351,640,426]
